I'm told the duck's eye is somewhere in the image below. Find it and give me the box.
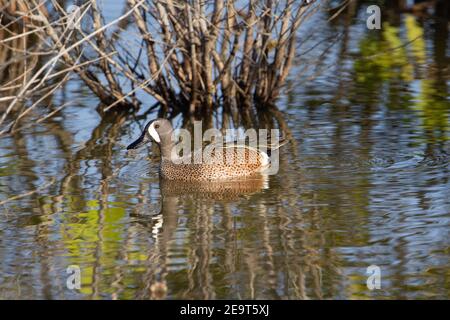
[154,124,160,129]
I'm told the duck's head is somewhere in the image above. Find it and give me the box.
[127,118,173,150]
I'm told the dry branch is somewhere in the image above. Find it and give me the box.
[1,0,322,133]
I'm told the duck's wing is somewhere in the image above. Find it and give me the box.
[222,134,289,151]
[216,144,270,168]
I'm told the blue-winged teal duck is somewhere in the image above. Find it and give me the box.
[127,118,285,181]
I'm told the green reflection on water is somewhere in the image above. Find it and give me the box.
[0,3,449,300]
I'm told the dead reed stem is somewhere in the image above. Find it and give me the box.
[0,0,321,134]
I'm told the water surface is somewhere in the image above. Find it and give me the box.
[0,2,449,299]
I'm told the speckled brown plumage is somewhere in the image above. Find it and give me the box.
[127,118,277,182]
[160,147,268,181]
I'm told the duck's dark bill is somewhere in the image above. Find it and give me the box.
[127,133,150,150]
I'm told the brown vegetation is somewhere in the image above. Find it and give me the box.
[0,0,319,135]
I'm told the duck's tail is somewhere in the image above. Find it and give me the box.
[263,137,290,151]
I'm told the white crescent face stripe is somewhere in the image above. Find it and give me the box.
[148,122,161,143]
